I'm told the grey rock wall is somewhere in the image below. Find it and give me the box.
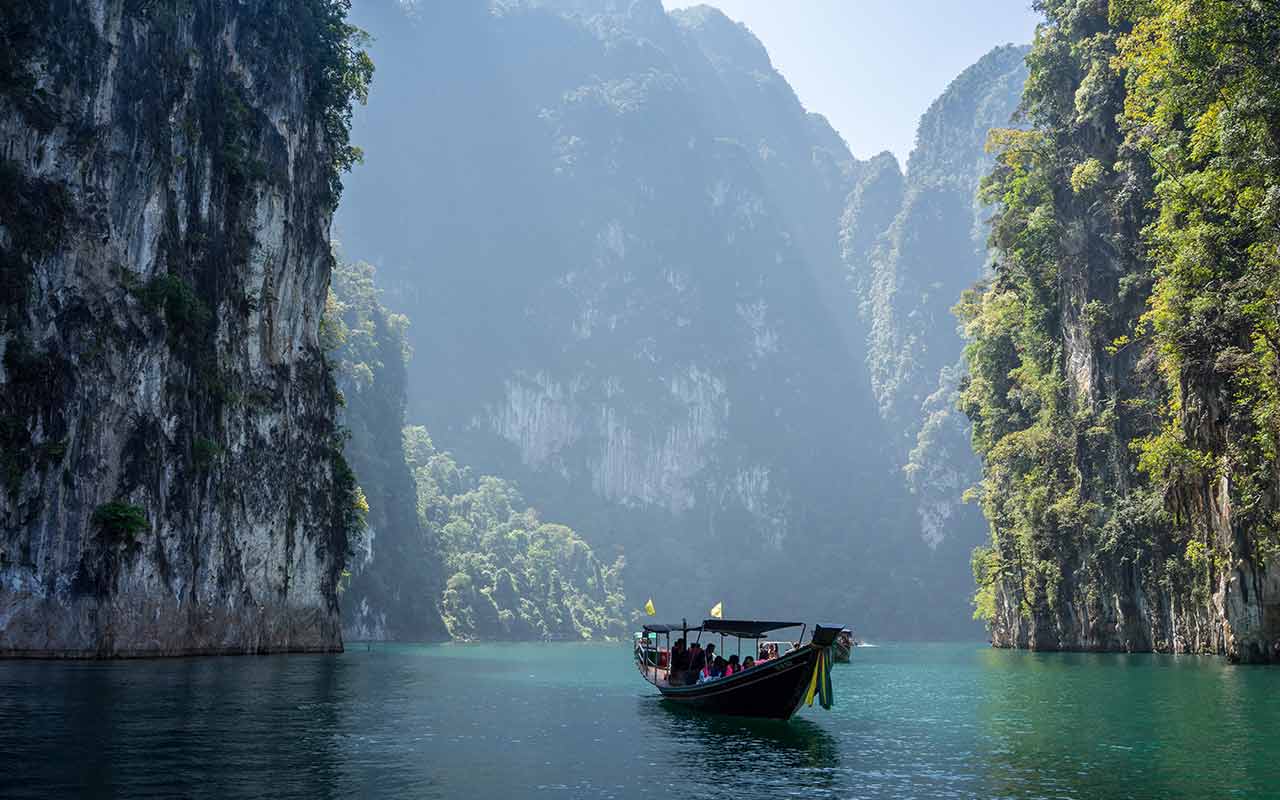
[0,0,350,656]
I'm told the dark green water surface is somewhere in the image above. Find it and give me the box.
[1,642,1277,799]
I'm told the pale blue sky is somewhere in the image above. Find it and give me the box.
[662,1,1042,164]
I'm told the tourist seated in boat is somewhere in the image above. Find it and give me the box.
[697,656,727,683]
[741,655,755,670]
[687,643,706,685]
[669,638,690,685]
[725,654,740,676]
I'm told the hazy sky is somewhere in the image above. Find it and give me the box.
[662,1,1042,164]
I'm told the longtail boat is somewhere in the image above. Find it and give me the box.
[833,628,855,663]
[634,619,839,720]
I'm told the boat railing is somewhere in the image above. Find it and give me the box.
[634,635,668,686]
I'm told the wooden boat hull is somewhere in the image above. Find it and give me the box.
[833,639,852,663]
[653,645,821,720]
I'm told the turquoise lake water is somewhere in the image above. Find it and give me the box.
[1,641,1278,799]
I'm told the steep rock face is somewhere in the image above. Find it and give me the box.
[0,1,359,655]
[841,45,1028,550]
[338,0,983,633]
[962,4,1186,656]
[964,1,1279,662]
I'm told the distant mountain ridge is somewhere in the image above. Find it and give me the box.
[841,44,1029,548]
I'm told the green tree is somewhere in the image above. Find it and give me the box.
[403,425,627,641]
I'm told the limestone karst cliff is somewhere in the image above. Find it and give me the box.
[0,0,370,655]
[964,0,1280,662]
[335,0,1034,636]
[338,0,889,629]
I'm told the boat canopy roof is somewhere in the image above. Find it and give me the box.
[703,619,803,638]
[641,623,695,634]
[642,620,803,638]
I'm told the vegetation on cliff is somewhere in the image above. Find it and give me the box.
[964,0,1279,659]
[1118,0,1280,566]
[325,257,446,640]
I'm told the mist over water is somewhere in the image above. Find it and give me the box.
[3,644,1276,799]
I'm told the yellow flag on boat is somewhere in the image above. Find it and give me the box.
[710,601,723,619]
[644,598,656,616]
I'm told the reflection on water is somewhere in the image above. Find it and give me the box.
[0,656,358,799]
[643,700,840,795]
[0,642,1277,799]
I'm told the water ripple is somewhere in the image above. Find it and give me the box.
[0,643,1277,798]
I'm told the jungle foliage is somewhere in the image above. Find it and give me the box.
[326,256,440,639]
[405,426,628,641]
[1117,0,1280,558]
[963,0,1280,633]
